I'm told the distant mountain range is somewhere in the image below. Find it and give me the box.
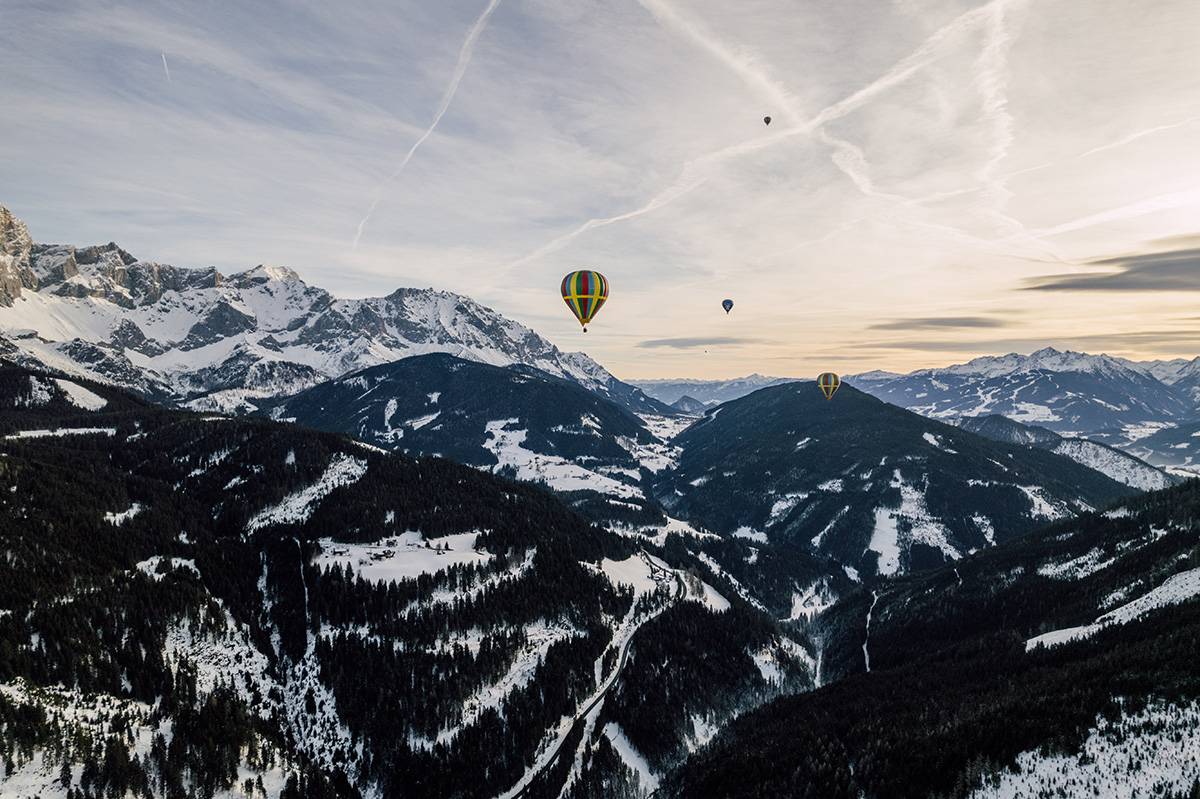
[0,205,670,416]
[851,347,1200,472]
[633,374,797,406]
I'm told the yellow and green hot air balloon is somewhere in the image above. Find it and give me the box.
[817,372,841,400]
[561,270,609,332]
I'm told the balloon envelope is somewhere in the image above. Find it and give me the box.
[561,270,609,331]
[722,299,734,314]
[763,116,772,126]
[817,372,841,400]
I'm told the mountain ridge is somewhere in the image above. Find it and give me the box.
[0,204,671,417]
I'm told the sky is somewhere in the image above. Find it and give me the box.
[2,0,1199,380]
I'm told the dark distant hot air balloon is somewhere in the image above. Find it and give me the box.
[722,299,734,314]
[561,270,609,332]
[817,372,841,400]
[763,116,772,126]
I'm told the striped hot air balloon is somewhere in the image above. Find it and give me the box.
[817,372,841,400]
[561,270,609,332]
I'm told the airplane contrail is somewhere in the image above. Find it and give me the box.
[1076,116,1200,160]
[161,52,171,82]
[510,0,1006,267]
[352,0,502,248]
[635,0,803,126]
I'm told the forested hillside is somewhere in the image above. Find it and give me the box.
[0,365,809,798]
[665,479,1200,798]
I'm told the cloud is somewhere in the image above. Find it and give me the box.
[510,0,1009,267]
[869,316,1008,331]
[637,336,767,349]
[352,0,504,247]
[1025,241,1200,291]
[856,329,1200,354]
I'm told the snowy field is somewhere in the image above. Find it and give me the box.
[315,531,493,583]
[1027,566,1200,651]
[246,454,367,531]
[971,700,1200,799]
[484,419,642,499]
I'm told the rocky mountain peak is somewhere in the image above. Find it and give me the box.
[0,205,35,305]
[228,264,303,287]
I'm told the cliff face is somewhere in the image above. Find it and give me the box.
[0,205,35,305]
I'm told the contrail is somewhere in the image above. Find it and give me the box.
[353,0,502,248]
[1019,189,1200,240]
[161,52,171,82]
[510,0,1007,266]
[1076,116,1200,160]
[969,0,1058,258]
[635,0,802,126]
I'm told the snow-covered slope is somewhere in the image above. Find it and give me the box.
[852,347,1196,439]
[0,205,667,415]
[958,415,1175,491]
[655,382,1135,580]
[1047,438,1175,491]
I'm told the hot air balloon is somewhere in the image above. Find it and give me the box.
[722,299,734,314]
[817,372,840,400]
[561,270,609,332]
[763,116,772,126]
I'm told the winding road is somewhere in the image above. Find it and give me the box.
[501,553,684,799]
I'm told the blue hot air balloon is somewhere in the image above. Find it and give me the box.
[722,299,734,314]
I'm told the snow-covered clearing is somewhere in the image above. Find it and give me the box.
[53,378,107,410]
[246,454,368,531]
[732,526,768,543]
[1051,439,1172,491]
[603,722,660,792]
[135,556,198,580]
[316,531,492,583]
[695,552,764,611]
[596,555,661,596]
[922,431,957,453]
[787,580,836,621]
[484,419,641,499]
[104,502,144,525]
[1017,485,1070,521]
[768,492,808,523]
[1037,547,1117,581]
[5,427,116,439]
[972,514,996,546]
[1026,566,1200,652]
[970,699,1200,799]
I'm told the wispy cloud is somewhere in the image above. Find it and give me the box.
[638,336,767,349]
[1025,240,1200,291]
[160,52,171,82]
[352,0,503,248]
[511,0,1010,267]
[869,316,1008,331]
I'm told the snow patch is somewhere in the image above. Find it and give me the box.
[247,454,368,531]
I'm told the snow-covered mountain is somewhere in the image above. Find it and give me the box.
[0,205,669,416]
[653,383,1135,582]
[633,374,797,406]
[262,354,683,524]
[851,347,1197,440]
[958,415,1176,491]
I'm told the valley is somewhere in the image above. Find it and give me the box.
[2,206,1198,798]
